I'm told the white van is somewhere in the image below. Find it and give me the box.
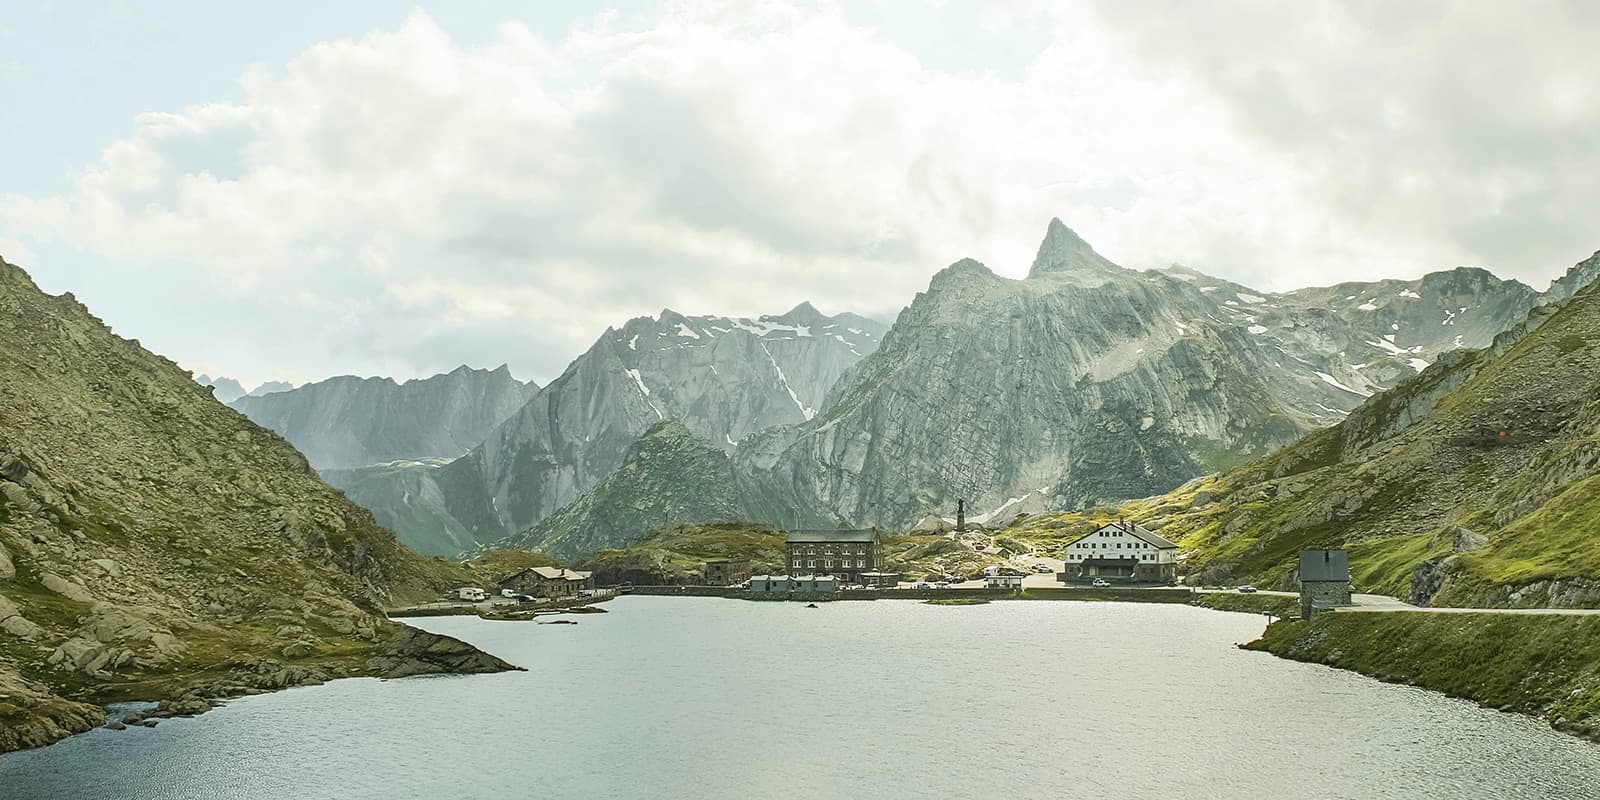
[457,587,486,602]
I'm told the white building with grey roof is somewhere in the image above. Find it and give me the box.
[1060,520,1179,584]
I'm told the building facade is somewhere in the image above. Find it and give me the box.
[1059,521,1178,584]
[1298,549,1352,618]
[785,529,884,583]
[703,559,752,587]
[500,566,594,599]
[749,575,793,593]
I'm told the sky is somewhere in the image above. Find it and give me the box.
[3,0,1599,389]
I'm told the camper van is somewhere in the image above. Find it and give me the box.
[457,587,486,602]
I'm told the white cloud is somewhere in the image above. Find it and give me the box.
[0,234,34,265]
[4,2,1598,383]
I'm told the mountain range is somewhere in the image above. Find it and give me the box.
[213,220,1592,564]
[735,220,1548,532]
[308,303,885,556]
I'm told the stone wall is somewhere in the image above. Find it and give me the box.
[1300,580,1351,618]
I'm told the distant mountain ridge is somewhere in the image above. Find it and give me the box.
[193,374,247,404]
[323,302,888,556]
[230,365,537,470]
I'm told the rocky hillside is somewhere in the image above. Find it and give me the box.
[498,420,808,561]
[230,365,537,470]
[0,258,515,753]
[334,303,886,556]
[737,220,1541,529]
[1085,250,1600,606]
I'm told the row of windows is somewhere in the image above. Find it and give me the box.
[1068,553,1160,561]
[792,544,871,555]
[1072,541,1155,550]
[792,559,867,569]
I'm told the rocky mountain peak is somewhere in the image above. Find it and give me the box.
[1546,250,1600,303]
[1027,218,1123,278]
[774,301,826,325]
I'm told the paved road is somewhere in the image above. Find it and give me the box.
[1195,587,1600,615]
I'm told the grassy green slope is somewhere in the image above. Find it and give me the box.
[1249,613,1600,741]
[0,258,511,752]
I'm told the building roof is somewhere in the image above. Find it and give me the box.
[786,529,879,543]
[520,566,591,581]
[1299,549,1350,582]
[1063,520,1178,549]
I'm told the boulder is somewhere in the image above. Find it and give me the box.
[280,641,316,659]
[1,483,39,514]
[0,542,14,580]
[40,573,95,603]
[1452,526,1488,553]
[88,558,122,578]
[0,594,44,640]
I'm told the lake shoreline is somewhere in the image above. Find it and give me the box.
[1247,612,1600,744]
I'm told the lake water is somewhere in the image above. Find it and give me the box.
[3,598,1598,799]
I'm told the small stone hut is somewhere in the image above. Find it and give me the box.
[1298,549,1352,619]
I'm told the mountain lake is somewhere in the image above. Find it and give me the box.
[2,597,1597,799]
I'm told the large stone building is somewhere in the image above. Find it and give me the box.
[500,566,594,599]
[1298,549,1352,618]
[785,529,883,583]
[1060,520,1178,584]
[703,559,752,587]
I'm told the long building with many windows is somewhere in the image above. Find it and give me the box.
[1060,520,1178,584]
[785,529,883,583]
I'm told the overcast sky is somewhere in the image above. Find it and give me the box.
[3,0,1598,389]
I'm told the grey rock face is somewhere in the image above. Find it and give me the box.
[739,220,1549,528]
[1544,250,1600,303]
[498,419,805,560]
[334,304,886,555]
[231,365,537,470]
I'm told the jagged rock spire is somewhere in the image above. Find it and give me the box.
[1027,218,1123,278]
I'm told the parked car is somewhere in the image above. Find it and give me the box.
[934,581,951,589]
[1091,578,1111,588]
[1237,585,1259,593]
[914,581,934,590]
[1032,564,1054,573]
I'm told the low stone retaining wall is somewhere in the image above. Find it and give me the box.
[623,586,1198,603]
